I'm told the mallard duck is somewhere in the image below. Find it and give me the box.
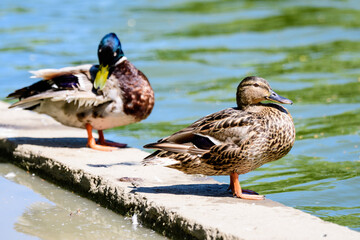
[7,33,154,151]
[143,76,295,200]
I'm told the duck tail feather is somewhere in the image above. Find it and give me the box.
[142,150,179,166]
[143,142,191,154]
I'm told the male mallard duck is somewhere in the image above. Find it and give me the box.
[143,76,295,200]
[7,33,154,151]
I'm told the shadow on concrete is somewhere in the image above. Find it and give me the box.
[6,137,131,149]
[135,184,282,206]
[87,162,138,168]
[7,137,87,148]
[134,183,231,197]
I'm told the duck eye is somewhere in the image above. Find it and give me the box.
[254,83,259,87]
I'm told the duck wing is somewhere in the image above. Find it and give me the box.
[7,65,108,109]
[144,108,254,158]
[144,108,259,175]
[28,64,93,80]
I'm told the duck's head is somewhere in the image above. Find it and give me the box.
[94,33,125,90]
[236,76,293,107]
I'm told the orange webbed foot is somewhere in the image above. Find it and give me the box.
[87,137,118,152]
[86,124,119,151]
[229,173,265,200]
[97,141,127,148]
[233,191,265,200]
[97,130,127,148]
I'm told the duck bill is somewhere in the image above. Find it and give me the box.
[267,90,293,104]
[94,65,110,90]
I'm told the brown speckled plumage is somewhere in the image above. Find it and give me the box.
[115,60,154,121]
[144,76,295,199]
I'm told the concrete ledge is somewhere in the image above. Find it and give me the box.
[0,101,359,240]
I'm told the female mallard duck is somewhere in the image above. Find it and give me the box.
[7,33,154,151]
[143,76,295,200]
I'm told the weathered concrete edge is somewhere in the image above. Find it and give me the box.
[0,139,237,240]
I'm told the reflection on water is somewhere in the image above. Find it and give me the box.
[0,163,165,240]
[1,0,360,233]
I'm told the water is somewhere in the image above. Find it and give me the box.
[1,0,359,235]
[0,163,165,240]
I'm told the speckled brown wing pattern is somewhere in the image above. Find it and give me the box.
[155,108,260,175]
[159,108,247,143]
[200,106,295,175]
[144,104,295,176]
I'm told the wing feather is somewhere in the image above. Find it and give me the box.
[9,90,107,109]
[144,107,256,166]
[8,65,106,109]
[29,64,92,80]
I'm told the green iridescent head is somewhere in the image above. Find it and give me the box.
[94,33,125,90]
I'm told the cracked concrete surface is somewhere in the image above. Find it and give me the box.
[0,101,359,240]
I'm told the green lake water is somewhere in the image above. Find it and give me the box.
[1,0,359,236]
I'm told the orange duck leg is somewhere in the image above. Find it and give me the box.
[97,130,127,148]
[86,124,125,151]
[229,172,265,200]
